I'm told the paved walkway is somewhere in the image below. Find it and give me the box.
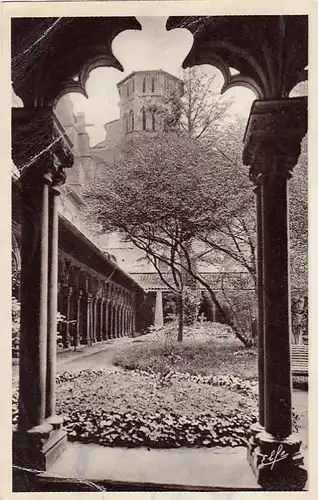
[45,442,262,491]
[12,336,136,384]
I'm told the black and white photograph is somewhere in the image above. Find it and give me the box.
[3,0,312,493]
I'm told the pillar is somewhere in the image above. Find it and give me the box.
[114,305,119,338]
[243,97,307,490]
[99,299,104,341]
[154,290,164,327]
[104,300,109,339]
[74,290,82,348]
[118,305,123,337]
[18,171,50,430]
[108,302,114,339]
[247,185,265,457]
[12,107,73,474]
[123,307,128,336]
[46,183,60,419]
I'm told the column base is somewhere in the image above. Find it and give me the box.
[248,430,307,490]
[13,417,67,473]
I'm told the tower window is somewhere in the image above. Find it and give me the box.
[151,76,155,93]
[142,108,146,130]
[152,112,156,131]
[132,78,135,92]
[142,77,146,93]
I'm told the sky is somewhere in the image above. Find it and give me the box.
[68,16,256,146]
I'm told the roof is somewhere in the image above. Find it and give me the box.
[117,69,183,88]
[129,272,255,292]
[58,214,145,293]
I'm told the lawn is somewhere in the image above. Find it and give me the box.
[114,323,258,380]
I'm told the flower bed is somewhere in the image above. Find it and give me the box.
[12,368,301,449]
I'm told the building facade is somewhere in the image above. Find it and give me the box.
[12,94,145,350]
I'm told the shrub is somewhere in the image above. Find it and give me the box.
[12,297,67,356]
[12,297,20,357]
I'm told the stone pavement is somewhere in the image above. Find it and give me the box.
[12,336,136,384]
[45,442,262,491]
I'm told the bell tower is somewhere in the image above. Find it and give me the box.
[117,69,183,138]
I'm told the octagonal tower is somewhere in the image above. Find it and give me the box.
[117,69,184,138]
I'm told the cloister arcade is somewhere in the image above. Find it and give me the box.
[11,15,308,491]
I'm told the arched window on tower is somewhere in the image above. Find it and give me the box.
[142,108,147,130]
[151,76,155,93]
[152,111,156,131]
[129,111,134,131]
[142,77,146,93]
[132,78,135,93]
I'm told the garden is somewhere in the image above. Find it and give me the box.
[12,322,305,450]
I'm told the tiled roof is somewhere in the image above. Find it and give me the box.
[129,272,255,292]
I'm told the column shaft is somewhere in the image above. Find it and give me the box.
[46,187,59,418]
[262,177,292,438]
[255,186,265,427]
[19,177,50,429]
[154,290,164,327]
[75,291,82,348]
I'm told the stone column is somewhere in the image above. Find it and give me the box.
[92,298,97,343]
[128,309,132,337]
[123,307,127,336]
[104,300,109,339]
[247,185,265,458]
[64,286,73,348]
[81,293,90,344]
[89,297,94,346]
[100,299,105,340]
[121,307,125,337]
[74,290,82,349]
[118,306,123,337]
[18,171,51,430]
[108,302,114,339]
[114,305,119,338]
[154,290,164,327]
[12,107,73,472]
[243,97,307,490]
[46,182,60,420]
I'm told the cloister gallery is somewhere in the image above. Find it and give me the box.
[11,15,308,491]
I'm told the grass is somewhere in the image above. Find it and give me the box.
[114,323,258,380]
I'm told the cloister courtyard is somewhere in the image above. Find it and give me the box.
[9,11,309,493]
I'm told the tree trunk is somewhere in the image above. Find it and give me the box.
[177,294,183,342]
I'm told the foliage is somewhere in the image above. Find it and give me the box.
[12,296,20,357]
[12,364,302,449]
[84,131,252,345]
[11,295,66,356]
[183,286,202,326]
[114,324,258,380]
[179,67,234,138]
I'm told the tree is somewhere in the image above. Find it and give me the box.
[179,67,234,138]
[84,130,254,345]
[141,66,234,140]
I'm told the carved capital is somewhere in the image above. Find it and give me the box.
[243,97,307,185]
[12,107,74,187]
